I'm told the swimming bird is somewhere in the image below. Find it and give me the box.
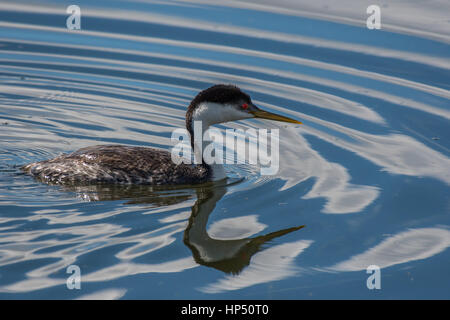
[22,84,302,185]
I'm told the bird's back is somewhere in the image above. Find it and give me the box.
[22,145,211,185]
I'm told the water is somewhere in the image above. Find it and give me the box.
[0,0,449,299]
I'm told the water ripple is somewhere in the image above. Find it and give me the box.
[0,0,448,299]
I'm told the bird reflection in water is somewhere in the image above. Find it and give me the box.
[55,180,304,275]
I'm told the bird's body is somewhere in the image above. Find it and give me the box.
[22,84,301,185]
[22,145,210,185]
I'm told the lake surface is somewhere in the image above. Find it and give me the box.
[0,0,449,299]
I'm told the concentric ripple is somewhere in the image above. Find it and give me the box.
[0,0,449,299]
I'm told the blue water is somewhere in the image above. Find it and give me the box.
[0,0,449,299]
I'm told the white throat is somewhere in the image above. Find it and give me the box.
[190,102,253,181]
[199,129,227,181]
[191,102,237,181]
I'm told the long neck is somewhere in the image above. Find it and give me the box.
[188,119,226,182]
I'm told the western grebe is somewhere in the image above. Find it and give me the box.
[22,84,302,185]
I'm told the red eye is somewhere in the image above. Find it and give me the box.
[242,103,248,109]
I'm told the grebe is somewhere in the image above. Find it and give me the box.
[22,84,302,185]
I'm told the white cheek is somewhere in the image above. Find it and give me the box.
[225,105,253,122]
[192,102,252,126]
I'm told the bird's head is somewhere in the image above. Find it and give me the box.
[186,84,302,129]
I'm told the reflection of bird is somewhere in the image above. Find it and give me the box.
[22,84,301,185]
[62,183,195,205]
[59,179,305,275]
[184,184,304,274]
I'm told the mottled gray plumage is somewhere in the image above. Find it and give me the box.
[22,145,210,185]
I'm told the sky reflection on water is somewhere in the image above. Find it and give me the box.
[0,0,448,299]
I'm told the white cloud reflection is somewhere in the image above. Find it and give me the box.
[1,0,448,298]
[207,215,267,240]
[181,0,450,43]
[0,219,192,293]
[296,120,450,186]
[268,125,380,214]
[82,257,198,282]
[199,240,312,294]
[75,288,127,300]
[329,228,450,272]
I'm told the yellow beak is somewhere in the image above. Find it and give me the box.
[250,109,302,124]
